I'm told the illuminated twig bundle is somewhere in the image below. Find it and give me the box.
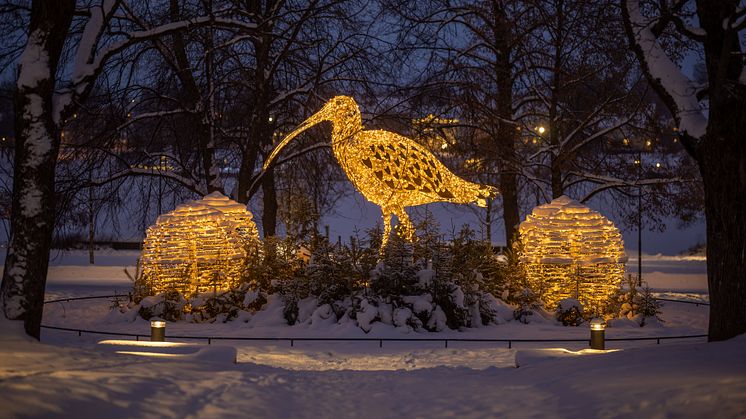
[140,192,260,297]
[519,196,628,314]
[263,95,497,252]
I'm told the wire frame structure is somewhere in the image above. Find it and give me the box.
[262,95,497,252]
[518,195,628,314]
[139,192,261,297]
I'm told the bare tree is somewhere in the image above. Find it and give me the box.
[383,0,536,246]
[622,0,746,342]
[0,0,259,338]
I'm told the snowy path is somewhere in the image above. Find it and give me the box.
[1,325,744,418]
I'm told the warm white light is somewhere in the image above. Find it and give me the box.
[263,95,497,252]
[537,126,546,134]
[655,162,661,168]
[519,196,627,313]
[268,116,274,122]
[151,320,166,328]
[139,192,261,298]
[590,318,606,330]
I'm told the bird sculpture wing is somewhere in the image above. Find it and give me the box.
[355,130,460,202]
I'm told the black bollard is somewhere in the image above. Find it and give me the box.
[590,318,606,350]
[151,320,166,342]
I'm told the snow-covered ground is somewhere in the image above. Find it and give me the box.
[3,249,744,418]
[2,318,745,418]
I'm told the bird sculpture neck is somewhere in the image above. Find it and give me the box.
[329,105,363,157]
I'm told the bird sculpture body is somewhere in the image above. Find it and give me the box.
[264,96,498,252]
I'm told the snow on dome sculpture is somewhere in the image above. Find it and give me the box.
[518,195,628,314]
[139,192,261,297]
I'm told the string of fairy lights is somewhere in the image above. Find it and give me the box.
[139,192,261,298]
[519,195,628,314]
[263,95,497,252]
[138,96,629,316]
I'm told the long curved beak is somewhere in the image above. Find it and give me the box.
[263,107,329,170]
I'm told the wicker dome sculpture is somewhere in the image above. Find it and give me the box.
[139,192,261,297]
[518,195,628,314]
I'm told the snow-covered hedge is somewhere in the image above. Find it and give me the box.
[127,223,661,331]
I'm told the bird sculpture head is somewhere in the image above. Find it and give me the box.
[264,96,360,170]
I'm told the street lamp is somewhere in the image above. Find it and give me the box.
[636,150,643,287]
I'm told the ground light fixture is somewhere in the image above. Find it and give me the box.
[590,318,606,350]
[151,320,166,342]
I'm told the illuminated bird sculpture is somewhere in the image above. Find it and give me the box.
[264,96,498,252]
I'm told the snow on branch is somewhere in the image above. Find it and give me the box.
[624,0,707,139]
[53,5,259,123]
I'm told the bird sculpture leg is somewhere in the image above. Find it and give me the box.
[394,208,416,242]
[380,211,393,254]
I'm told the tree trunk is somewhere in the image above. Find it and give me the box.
[262,168,278,237]
[499,169,520,244]
[696,0,746,340]
[492,1,520,247]
[622,0,746,341]
[550,156,563,198]
[169,0,220,194]
[693,0,746,342]
[236,146,260,203]
[0,0,75,339]
[699,149,746,341]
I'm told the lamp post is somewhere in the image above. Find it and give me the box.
[590,318,606,350]
[150,320,166,342]
[636,150,643,287]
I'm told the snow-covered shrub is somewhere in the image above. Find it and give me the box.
[426,305,448,331]
[306,240,357,305]
[555,298,584,326]
[373,233,420,297]
[244,235,305,292]
[353,298,379,333]
[190,288,247,323]
[137,290,186,321]
[243,289,268,312]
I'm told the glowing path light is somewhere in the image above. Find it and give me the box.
[518,196,628,314]
[263,96,498,252]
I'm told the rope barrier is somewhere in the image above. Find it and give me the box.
[41,294,709,348]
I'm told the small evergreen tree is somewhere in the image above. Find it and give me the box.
[634,284,663,326]
[555,298,584,326]
[513,288,543,324]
